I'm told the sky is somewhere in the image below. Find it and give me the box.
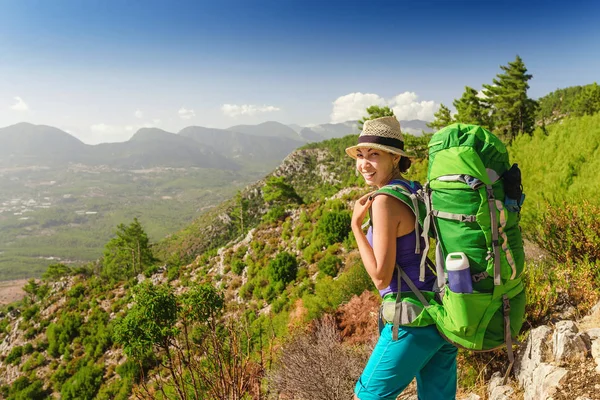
[1,0,599,144]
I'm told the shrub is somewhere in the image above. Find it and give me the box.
[262,206,286,224]
[21,305,39,321]
[318,254,342,277]
[268,316,368,399]
[67,283,86,298]
[268,252,298,285]
[316,210,352,246]
[533,201,600,264]
[5,345,23,365]
[60,364,104,400]
[232,258,246,275]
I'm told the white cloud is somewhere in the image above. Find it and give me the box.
[221,104,281,117]
[330,93,386,124]
[134,109,143,119]
[178,107,196,120]
[330,91,438,123]
[390,92,437,121]
[10,96,29,111]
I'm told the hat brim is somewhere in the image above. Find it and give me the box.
[345,143,410,159]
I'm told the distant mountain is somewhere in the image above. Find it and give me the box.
[401,120,432,136]
[227,121,303,141]
[0,124,235,170]
[93,128,236,169]
[0,119,432,169]
[287,124,304,134]
[178,126,304,164]
[299,121,358,142]
[0,122,89,166]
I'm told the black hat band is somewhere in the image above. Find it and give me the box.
[358,135,404,150]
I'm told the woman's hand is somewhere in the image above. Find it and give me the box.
[351,191,375,230]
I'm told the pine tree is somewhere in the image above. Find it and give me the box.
[483,55,537,140]
[574,82,600,116]
[102,218,155,280]
[358,105,395,130]
[427,104,453,130]
[453,86,492,129]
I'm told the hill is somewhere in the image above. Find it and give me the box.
[227,121,303,141]
[0,113,599,399]
[0,123,89,166]
[178,125,304,164]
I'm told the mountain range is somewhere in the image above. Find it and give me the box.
[0,119,432,169]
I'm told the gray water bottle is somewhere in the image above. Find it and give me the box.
[445,252,473,293]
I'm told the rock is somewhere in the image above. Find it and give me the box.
[460,394,481,400]
[552,321,589,365]
[488,372,514,400]
[585,328,600,340]
[515,325,553,387]
[526,362,568,400]
[592,339,600,371]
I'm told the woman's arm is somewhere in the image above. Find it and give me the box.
[352,194,406,290]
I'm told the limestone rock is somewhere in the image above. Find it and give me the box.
[488,372,514,400]
[526,362,568,400]
[591,339,600,373]
[515,325,553,387]
[585,327,600,340]
[552,321,589,364]
[460,394,481,400]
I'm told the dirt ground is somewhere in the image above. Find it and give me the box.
[0,279,28,305]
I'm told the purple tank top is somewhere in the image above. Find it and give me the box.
[366,224,436,297]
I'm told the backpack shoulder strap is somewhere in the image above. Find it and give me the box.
[371,181,423,255]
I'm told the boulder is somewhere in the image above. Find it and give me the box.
[526,362,568,400]
[585,328,600,340]
[591,339,600,374]
[552,321,589,365]
[488,372,514,400]
[515,325,553,387]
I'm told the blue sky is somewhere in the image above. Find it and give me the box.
[1,0,598,143]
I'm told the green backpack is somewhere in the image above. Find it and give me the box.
[374,123,526,377]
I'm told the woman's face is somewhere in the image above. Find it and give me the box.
[355,148,398,188]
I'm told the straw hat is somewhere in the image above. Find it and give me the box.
[345,116,409,159]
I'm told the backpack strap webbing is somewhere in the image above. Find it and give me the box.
[392,265,432,341]
[486,185,502,286]
[502,294,515,384]
[372,182,422,256]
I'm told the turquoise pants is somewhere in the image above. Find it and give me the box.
[355,324,457,400]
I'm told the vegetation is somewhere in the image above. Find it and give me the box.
[1,75,600,399]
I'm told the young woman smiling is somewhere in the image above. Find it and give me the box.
[345,116,457,400]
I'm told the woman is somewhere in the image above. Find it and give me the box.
[346,116,457,400]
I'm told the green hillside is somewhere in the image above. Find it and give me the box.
[0,108,599,399]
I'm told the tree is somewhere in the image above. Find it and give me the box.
[483,55,537,140]
[114,282,261,399]
[102,218,155,281]
[42,263,72,281]
[427,104,453,130]
[231,191,249,235]
[262,176,303,205]
[268,252,298,285]
[453,87,492,129]
[574,82,600,116]
[358,105,395,131]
